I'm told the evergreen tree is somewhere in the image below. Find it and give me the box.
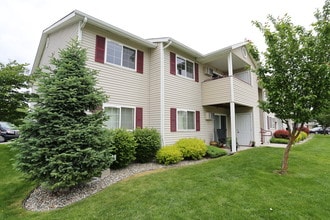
[13,40,113,191]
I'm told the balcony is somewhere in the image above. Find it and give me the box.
[202,76,257,107]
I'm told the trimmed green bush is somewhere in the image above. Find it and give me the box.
[175,138,207,160]
[109,129,137,169]
[270,137,289,144]
[295,131,308,143]
[206,146,227,158]
[133,128,161,163]
[156,145,183,165]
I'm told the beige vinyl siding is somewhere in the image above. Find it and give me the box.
[202,76,258,107]
[81,25,151,127]
[202,77,231,105]
[232,47,256,69]
[233,77,258,106]
[39,23,78,67]
[163,48,209,145]
[148,44,161,130]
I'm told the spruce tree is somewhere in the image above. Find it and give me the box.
[13,40,113,191]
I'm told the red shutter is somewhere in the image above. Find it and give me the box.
[196,111,200,131]
[136,107,143,128]
[135,107,143,128]
[170,52,176,75]
[195,63,199,82]
[170,108,177,132]
[95,35,105,63]
[137,50,144,74]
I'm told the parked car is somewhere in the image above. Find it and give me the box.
[0,122,20,142]
[309,126,329,134]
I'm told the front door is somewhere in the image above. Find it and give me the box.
[214,115,226,142]
[235,112,253,146]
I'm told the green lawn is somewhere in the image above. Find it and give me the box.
[1,135,330,219]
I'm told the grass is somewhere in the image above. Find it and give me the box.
[1,135,330,219]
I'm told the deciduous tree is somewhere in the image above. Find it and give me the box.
[251,0,330,174]
[0,61,31,125]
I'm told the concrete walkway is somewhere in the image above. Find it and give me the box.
[237,135,314,152]
[238,143,286,151]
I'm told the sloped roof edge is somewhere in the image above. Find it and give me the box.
[31,10,157,73]
[148,37,203,58]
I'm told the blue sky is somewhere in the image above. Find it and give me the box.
[0,0,325,71]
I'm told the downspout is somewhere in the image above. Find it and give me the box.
[228,51,237,153]
[160,40,172,146]
[78,17,88,42]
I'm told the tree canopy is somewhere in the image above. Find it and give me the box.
[13,40,113,191]
[0,61,31,125]
[251,0,330,173]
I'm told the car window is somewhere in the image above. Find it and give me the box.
[0,122,15,130]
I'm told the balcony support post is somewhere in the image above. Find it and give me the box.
[228,52,237,152]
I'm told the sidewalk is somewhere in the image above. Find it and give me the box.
[237,135,314,152]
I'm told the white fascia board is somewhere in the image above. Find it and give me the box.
[149,37,203,59]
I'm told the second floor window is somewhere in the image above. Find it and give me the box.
[106,40,136,70]
[177,56,194,79]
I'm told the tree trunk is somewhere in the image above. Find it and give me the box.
[280,122,301,174]
[280,139,294,174]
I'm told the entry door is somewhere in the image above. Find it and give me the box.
[214,115,226,141]
[235,113,253,146]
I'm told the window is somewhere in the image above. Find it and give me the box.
[95,35,144,73]
[104,106,134,130]
[267,116,276,130]
[176,56,194,79]
[106,40,136,70]
[170,52,199,82]
[178,110,195,130]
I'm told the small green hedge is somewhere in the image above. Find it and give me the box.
[109,129,137,169]
[206,146,227,158]
[133,128,161,163]
[156,145,183,165]
[270,137,289,144]
[295,131,308,143]
[175,138,207,160]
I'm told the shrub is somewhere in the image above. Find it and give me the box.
[156,145,183,165]
[206,146,227,158]
[295,131,308,143]
[175,138,207,160]
[133,128,161,163]
[273,130,290,139]
[298,127,310,135]
[300,131,308,140]
[109,129,137,169]
[270,137,289,144]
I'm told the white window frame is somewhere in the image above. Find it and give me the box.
[105,39,137,71]
[177,109,196,131]
[176,55,194,80]
[103,105,136,130]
